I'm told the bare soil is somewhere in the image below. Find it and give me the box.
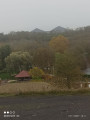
[0,95,90,120]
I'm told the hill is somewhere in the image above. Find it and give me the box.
[31,28,45,33]
[50,26,66,33]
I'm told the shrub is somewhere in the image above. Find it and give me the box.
[0,72,14,80]
[29,67,45,79]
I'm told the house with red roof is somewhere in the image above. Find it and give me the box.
[15,70,31,81]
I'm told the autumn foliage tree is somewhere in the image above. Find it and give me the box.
[49,35,69,53]
[29,67,45,79]
[33,47,55,72]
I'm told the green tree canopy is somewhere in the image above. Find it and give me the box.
[5,51,32,73]
[0,45,11,70]
[55,53,81,89]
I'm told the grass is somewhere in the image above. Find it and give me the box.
[0,81,90,97]
[0,81,54,94]
[15,88,90,96]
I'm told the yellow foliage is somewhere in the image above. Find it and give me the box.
[49,35,69,53]
[29,67,45,79]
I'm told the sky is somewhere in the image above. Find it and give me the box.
[0,0,90,33]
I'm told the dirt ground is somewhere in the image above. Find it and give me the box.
[0,95,90,120]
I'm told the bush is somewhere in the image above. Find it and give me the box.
[0,72,14,80]
[29,67,45,79]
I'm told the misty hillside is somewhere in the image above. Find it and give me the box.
[0,26,90,75]
[0,26,90,46]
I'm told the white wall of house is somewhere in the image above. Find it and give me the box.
[88,84,90,88]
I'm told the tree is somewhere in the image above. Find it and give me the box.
[49,35,69,53]
[0,45,11,70]
[55,53,81,89]
[29,67,45,79]
[5,51,32,73]
[33,47,55,73]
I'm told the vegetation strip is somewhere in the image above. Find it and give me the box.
[0,89,90,97]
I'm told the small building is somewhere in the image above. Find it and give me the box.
[15,70,31,81]
[80,82,90,88]
[83,67,90,77]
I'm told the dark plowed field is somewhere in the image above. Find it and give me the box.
[0,95,90,120]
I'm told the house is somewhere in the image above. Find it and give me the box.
[15,70,31,81]
[79,68,90,88]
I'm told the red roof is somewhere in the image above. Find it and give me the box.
[15,70,30,78]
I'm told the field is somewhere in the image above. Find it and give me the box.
[0,80,90,96]
[0,81,55,94]
[0,96,90,119]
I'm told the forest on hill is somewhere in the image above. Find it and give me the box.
[0,26,90,88]
[0,26,90,51]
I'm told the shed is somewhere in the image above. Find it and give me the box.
[83,67,90,78]
[15,70,31,81]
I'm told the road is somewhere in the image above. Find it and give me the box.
[0,95,90,120]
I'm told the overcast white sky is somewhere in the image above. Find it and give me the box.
[0,0,90,33]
